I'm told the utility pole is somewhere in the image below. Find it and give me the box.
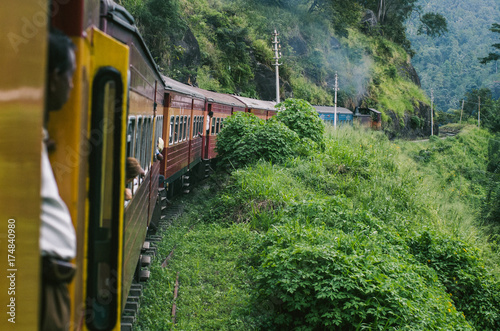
[430,89,434,136]
[334,72,339,129]
[478,96,481,128]
[272,30,282,103]
[460,99,464,124]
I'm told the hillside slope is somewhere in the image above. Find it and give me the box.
[136,126,500,330]
[122,0,436,138]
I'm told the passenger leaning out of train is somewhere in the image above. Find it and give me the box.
[125,157,145,201]
[40,29,77,331]
[155,137,164,161]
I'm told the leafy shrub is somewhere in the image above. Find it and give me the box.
[409,231,500,330]
[410,115,423,129]
[276,99,325,151]
[251,222,472,330]
[216,112,299,168]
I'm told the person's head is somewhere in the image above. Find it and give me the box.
[46,29,76,112]
[126,157,145,183]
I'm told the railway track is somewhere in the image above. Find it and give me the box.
[121,191,186,331]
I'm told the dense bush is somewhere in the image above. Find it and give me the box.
[276,98,325,151]
[409,231,500,330]
[251,222,472,330]
[216,112,299,168]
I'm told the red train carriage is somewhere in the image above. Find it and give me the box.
[233,96,278,119]
[161,76,205,191]
[190,87,247,160]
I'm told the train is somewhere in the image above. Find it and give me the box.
[0,1,281,330]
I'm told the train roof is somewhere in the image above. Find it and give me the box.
[313,105,353,115]
[161,75,206,100]
[189,87,246,108]
[232,96,277,111]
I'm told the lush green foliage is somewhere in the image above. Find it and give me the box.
[121,0,186,73]
[253,222,471,329]
[480,23,500,64]
[275,98,325,149]
[407,0,500,112]
[216,99,326,169]
[483,135,500,224]
[123,0,431,119]
[138,126,500,330]
[216,112,299,168]
[409,230,500,330]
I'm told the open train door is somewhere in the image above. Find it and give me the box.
[84,28,129,331]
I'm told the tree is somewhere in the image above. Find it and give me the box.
[462,88,500,132]
[479,23,500,64]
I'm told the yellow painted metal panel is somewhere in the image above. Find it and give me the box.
[84,28,129,331]
[0,1,48,330]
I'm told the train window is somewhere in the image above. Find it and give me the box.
[179,115,184,142]
[126,117,136,158]
[144,117,152,170]
[169,116,174,145]
[140,118,147,171]
[174,116,179,143]
[87,67,123,330]
[220,118,224,130]
[215,118,220,134]
[211,117,216,135]
[135,117,143,162]
[184,116,188,140]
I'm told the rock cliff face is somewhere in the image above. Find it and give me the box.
[171,27,201,85]
[384,101,438,140]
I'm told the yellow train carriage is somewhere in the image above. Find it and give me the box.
[1,1,130,330]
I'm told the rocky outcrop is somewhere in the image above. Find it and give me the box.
[361,10,379,34]
[398,61,421,87]
[253,62,292,102]
[172,27,201,84]
[383,101,438,140]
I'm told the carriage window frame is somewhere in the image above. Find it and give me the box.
[174,115,180,143]
[169,116,174,145]
[179,115,184,142]
[126,117,136,158]
[134,116,143,162]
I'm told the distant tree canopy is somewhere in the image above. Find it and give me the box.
[255,0,447,53]
[480,23,500,64]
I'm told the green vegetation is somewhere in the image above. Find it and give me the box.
[215,112,299,168]
[407,0,500,112]
[136,126,500,330]
[216,99,324,168]
[121,0,437,124]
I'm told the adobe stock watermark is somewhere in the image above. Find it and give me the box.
[6,219,16,324]
[7,0,71,53]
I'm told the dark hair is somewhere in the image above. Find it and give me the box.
[48,28,75,74]
[126,157,143,180]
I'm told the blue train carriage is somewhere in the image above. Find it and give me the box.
[313,105,354,126]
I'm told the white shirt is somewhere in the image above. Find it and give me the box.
[40,130,76,259]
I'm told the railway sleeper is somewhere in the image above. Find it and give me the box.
[140,255,152,267]
[139,269,151,282]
